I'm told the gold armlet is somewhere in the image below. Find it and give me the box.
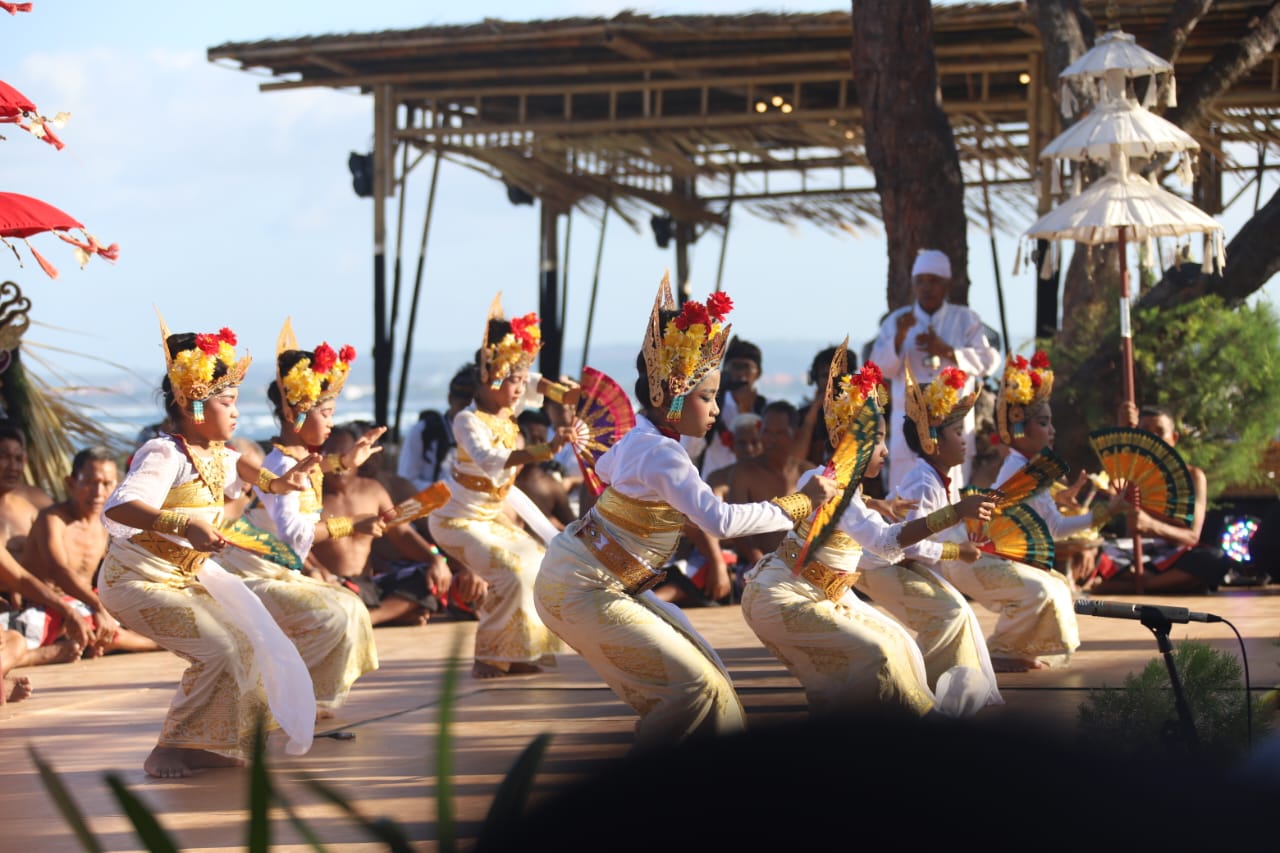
[256,468,279,494]
[526,442,554,462]
[325,453,350,475]
[925,505,959,534]
[940,542,961,561]
[154,510,190,537]
[541,380,570,404]
[1090,504,1112,526]
[771,493,813,524]
[325,516,354,539]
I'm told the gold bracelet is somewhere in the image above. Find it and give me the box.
[325,515,354,539]
[154,510,190,537]
[526,442,554,462]
[542,380,570,404]
[925,505,959,533]
[256,468,278,494]
[940,542,961,561]
[770,493,813,524]
[325,453,350,475]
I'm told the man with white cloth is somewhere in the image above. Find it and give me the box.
[868,249,1001,491]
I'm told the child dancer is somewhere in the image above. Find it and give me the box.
[100,316,315,778]
[742,347,995,718]
[428,294,570,678]
[534,275,839,748]
[217,318,380,714]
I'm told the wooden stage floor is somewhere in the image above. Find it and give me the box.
[3,586,1279,851]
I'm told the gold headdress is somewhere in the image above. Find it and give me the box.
[156,306,251,424]
[996,350,1054,444]
[275,317,356,429]
[823,339,887,448]
[479,292,542,389]
[640,271,734,421]
[903,361,978,455]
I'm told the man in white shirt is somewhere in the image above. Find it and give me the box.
[868,249,1001,491]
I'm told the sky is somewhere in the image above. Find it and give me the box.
[4,1,1276,432]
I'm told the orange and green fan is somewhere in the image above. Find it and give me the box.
[387,482,452,526]
[991,447,1068,510]
[567,366,636,496]
[220,517,300,571]
[794,420,876,569]
[1088,427,1195,526]
[961,488,1056,571]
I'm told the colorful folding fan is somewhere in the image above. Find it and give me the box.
[991,447,1069,510]
[1088,427,1195,526]
[961,487,1056,571]
[219,520,278,557]
[566,366,635,496]
[794,421,876,569]
[387,481,452,526]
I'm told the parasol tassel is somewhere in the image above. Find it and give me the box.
[24,240,59,279]
[1050,163,1061,196]
[1176,153,1194,187]
[28,117,65,151]
[1,3,34,13]
[1012,239,1024,276]
[1164,76,1177,109]
[1060,83,1075,119]
[1141,74,1158,110]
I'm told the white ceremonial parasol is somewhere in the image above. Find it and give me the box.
[1040,98,1199,164]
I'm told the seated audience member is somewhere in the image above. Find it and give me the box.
[316,426,485,625]
[1089,403,1231,594]
[0,421,53,568]
[706,413,764,499]
[21,447,159,655]
[722,400,806,566]
[692,335,767,479]
[0,542,93,668]
[796,343,843,468]
[515,408,576,529]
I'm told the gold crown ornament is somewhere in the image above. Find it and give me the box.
[641,271,734,421]
[996,350,1054,444]
[275,317,356,429]
[903,361,978,455]
[479,293,542,389]
[156,307,251,424]
[823,338,887,448]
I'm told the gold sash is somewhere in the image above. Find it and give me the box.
[129,530,209,576]
[593,488,685,537]
[452,470,512,501]
[776,536,860,603]
[574,513,667,595]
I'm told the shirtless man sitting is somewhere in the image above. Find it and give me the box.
[314,426,486,625]
[22,447,159,656]
[722,401,806,565]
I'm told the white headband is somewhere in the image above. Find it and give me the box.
[912,249,951,279]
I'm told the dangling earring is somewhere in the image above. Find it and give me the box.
[294,411,307,430]
[192,400,205,424]
[666,394,685,423]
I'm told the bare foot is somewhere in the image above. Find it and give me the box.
[507,662,544,674]
[991,657,1048,673]
[144,746,245,778]
[3,674,32,704]
[316,708,336,721]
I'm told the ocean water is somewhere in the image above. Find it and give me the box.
[65,339,844,449]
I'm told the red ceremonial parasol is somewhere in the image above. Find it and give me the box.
[0,80,67,149]
[1,3,33,14]
[0,192,119,278]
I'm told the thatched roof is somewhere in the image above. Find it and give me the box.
[208,2,1280,234]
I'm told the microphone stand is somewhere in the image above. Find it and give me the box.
[1139,605,1200,758]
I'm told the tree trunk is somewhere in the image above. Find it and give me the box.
[1166,1,1280,133]
[851,0,968,310]
[1152,0,1216,66]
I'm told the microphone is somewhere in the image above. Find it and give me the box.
[1074,599,1222,624]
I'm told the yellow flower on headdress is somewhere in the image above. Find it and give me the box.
[997,350,1054,443]
[825,361,886,447]
[642,274,734,421]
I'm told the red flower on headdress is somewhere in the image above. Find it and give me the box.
[1030,350,1051,370]
[511,313,541,353]
[706,291,733,322]
[1012,355,1029,371]
[854,361,883,399]
[1030,372,1043,388]
[989,432,1003,446]
[218,328,237,346]
[338,345,357,364]
[674,300,711,332]
[313,342,337,375]
[195,333,221,355]
[940,366,967,390]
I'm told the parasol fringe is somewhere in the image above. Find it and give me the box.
[1060,83,1075,119]
[1012,239,1024,276]
[1141,74,1158,110]
[1164,75,1177,109]
[1050,162,1061,196]
[28,116,65,151]
[24,239,58,279]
